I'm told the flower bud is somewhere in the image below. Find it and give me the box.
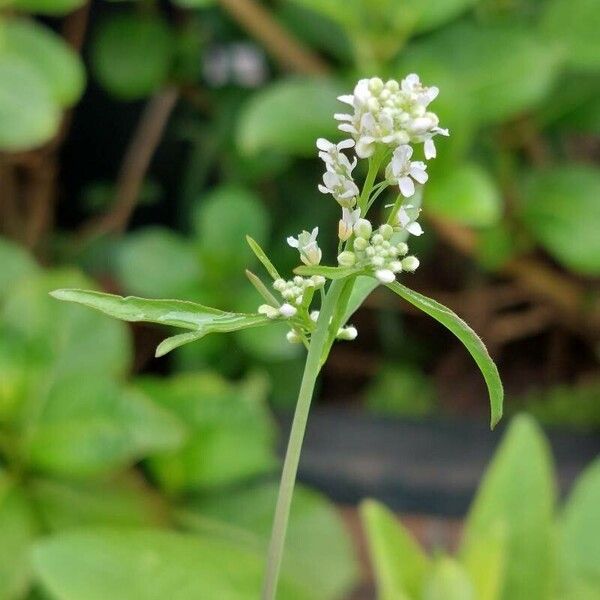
[286,330,302,344]
[369,77,384,94]
[258,304,279,319]
[337,325,358,341]
[396,242,409,256]
[353,237,368,251]
[310,310,320,322]
[379,223,394,240]
[375,269,396,284]
[401,256,420,272]
[279,303,297,318]
[337,251,356,267]
[311,275,325,288]
[338,219,353,241]
[353,218,372,240]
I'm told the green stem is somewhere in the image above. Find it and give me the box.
[262,279,345,600]
[358,149,387,215]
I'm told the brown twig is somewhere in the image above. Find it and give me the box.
[217,0,329,75]
[79,87,179,242]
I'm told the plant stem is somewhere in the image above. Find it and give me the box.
[262,279,344,600]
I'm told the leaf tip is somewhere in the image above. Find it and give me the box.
[49,289,70,301]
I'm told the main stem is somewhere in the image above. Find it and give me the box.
[262,279,344,600]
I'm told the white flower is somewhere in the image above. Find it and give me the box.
[316,138,356,172]
[396,204,423,237]
[423,127,450,160]
[335,75,446,159]
[318,171,359,207]
[338,207,361,241]
[386,145,428,198]
[287,227,322,266]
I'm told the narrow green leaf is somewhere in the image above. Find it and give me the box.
[246,236,280,280]
[386,281,503,428]
[294,265,360,280]
[155,331,206,358]
[50,289,270,338]
[245,270,279,306]
[424,558,476,600]
[360,500,429,600]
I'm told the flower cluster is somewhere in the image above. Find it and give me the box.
[256,74,447,345]
[258,274,325,321]
[335,75,448,162]
[337,220,419,284]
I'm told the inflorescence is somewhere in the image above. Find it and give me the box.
[255,74,448,344]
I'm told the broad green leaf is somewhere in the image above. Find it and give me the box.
[0,56,60,151]
[386,281,503,427]
[294,264,361,280]
[460,523,506,600]
[237,78,344,157]
[182,482,358,600]
[246,236,281,280]
[0,18,85,107]
[9,0,86,15]
[425,163,502,227]
[519,165,600,276]
[0,236,39,302]
[397,22,559,125]
[50,289,271,346]
[4,270,131,379]
[559,459,600,594]
[32,528,309,600]
[460,415,555,600]
[140,372,276,492]
[115,227,201,298]
[30,476,166,531]
[0,472,37,600]
[540,0,600,70]
[360,500,429,599]
[91,14,174,100]
[25,375,185,478]
[193,186,270,276]
[424,558,476,600]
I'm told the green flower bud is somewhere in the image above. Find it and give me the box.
[402,256,420,272]
[379,223,393,240]
[337,251,357,267]
[353,218,372,240]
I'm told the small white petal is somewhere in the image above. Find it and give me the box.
[338,124,357,134]
[410,165,428,184]
[424,138,436,159]
[407,222,424,236]
[337,94,355,106]
[287,236,299,248]
[338,138,355,150]
[399,176,415,198]
[318,184,330,195]
[316,138,332,151]
[334,113,353,122]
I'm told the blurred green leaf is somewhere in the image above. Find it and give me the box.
[460,523,506,600]
[560,459,600,594]
[0,56,60,151]
[519,165,600,276]
[91,14,174,100]
[460,415,555,600]
[540,0,600,70]
[193,186,270,276]
[4,270,131,379]
[141,372,276,492]
[171,0,215,6]
[50,288,271,354]
[183,482,358,600]
[0,236,39,302]
[30,476,166,531]
[0,471,37,600]
[32,528,309,600]
[116,227,201,298]
[9,0,86,16]
[365,364,437,417]
[425,163,502,227]
[25,375,185,478]
[397,22,559,124]
[386,281,503,428]
[0,327,33,423]
[360,500,429,599]
[237,78,344,157]
[423,558,476,600]
[0,18,85,107]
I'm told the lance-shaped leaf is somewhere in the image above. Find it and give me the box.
[50,289,271,356]
[294,265,361,280]
[386,281,503,427]
[246,236,280,280]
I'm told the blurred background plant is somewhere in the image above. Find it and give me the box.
[0,0,599,598]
